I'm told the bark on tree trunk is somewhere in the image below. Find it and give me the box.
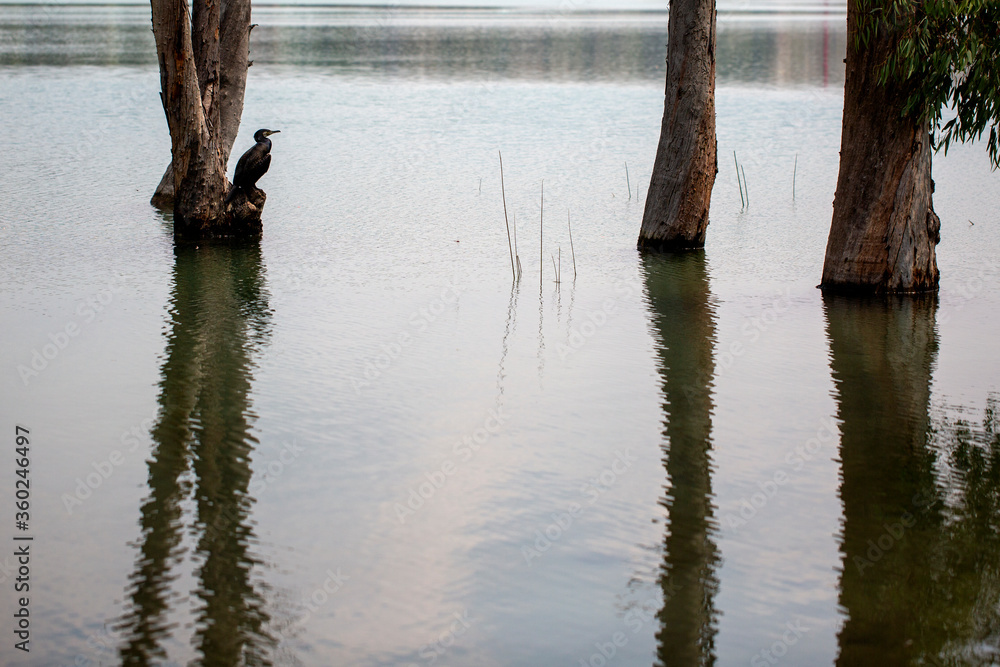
[821,0,940,293]
[150,163,175,208]
[638,0,718,251]
[150,0,258,242]
[150,0,251,209]
[217,0,252,166]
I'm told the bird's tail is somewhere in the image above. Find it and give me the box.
[224,183,238,205]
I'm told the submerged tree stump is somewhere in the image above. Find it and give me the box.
[173,188,265,243]
[150,0,256,244]
[637,0,718,251]
[820,0,940,293]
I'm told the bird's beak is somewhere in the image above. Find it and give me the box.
[267,130,280,136]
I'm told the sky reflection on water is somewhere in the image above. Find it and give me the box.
[0,6,998,666]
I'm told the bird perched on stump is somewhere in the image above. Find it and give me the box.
[226,129,279,204]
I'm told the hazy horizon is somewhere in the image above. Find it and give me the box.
[0,0,846,9]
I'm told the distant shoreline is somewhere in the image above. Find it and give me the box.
[0,1,847,15]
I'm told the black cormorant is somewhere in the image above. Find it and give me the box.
[226,129,280,204]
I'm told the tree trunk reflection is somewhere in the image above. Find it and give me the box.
[642,251,720,666]
[827,295,1000,664]
[117,244,275,666]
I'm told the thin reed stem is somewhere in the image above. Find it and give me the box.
[567,210,577,279]
[498,151,516,281]
[793,153,798,201]
[734,151,745,208]
[512,212,521,280]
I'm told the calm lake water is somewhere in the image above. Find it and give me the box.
[1,5,999,666]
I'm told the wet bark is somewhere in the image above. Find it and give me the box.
[179,187,265,243]
[638,0,718,251]
[150,0,258,241]
[821,0,940,293]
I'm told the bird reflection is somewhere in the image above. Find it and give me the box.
[641,251,720,666]
[117,243,276,666]
[826,295,1000,665]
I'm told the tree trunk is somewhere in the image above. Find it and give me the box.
[150,164,175,208]
[217,0,252,166]
[150,0,258,241]
[151,0,251,209]
[821,0,940,293]
[638,0,718,251]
